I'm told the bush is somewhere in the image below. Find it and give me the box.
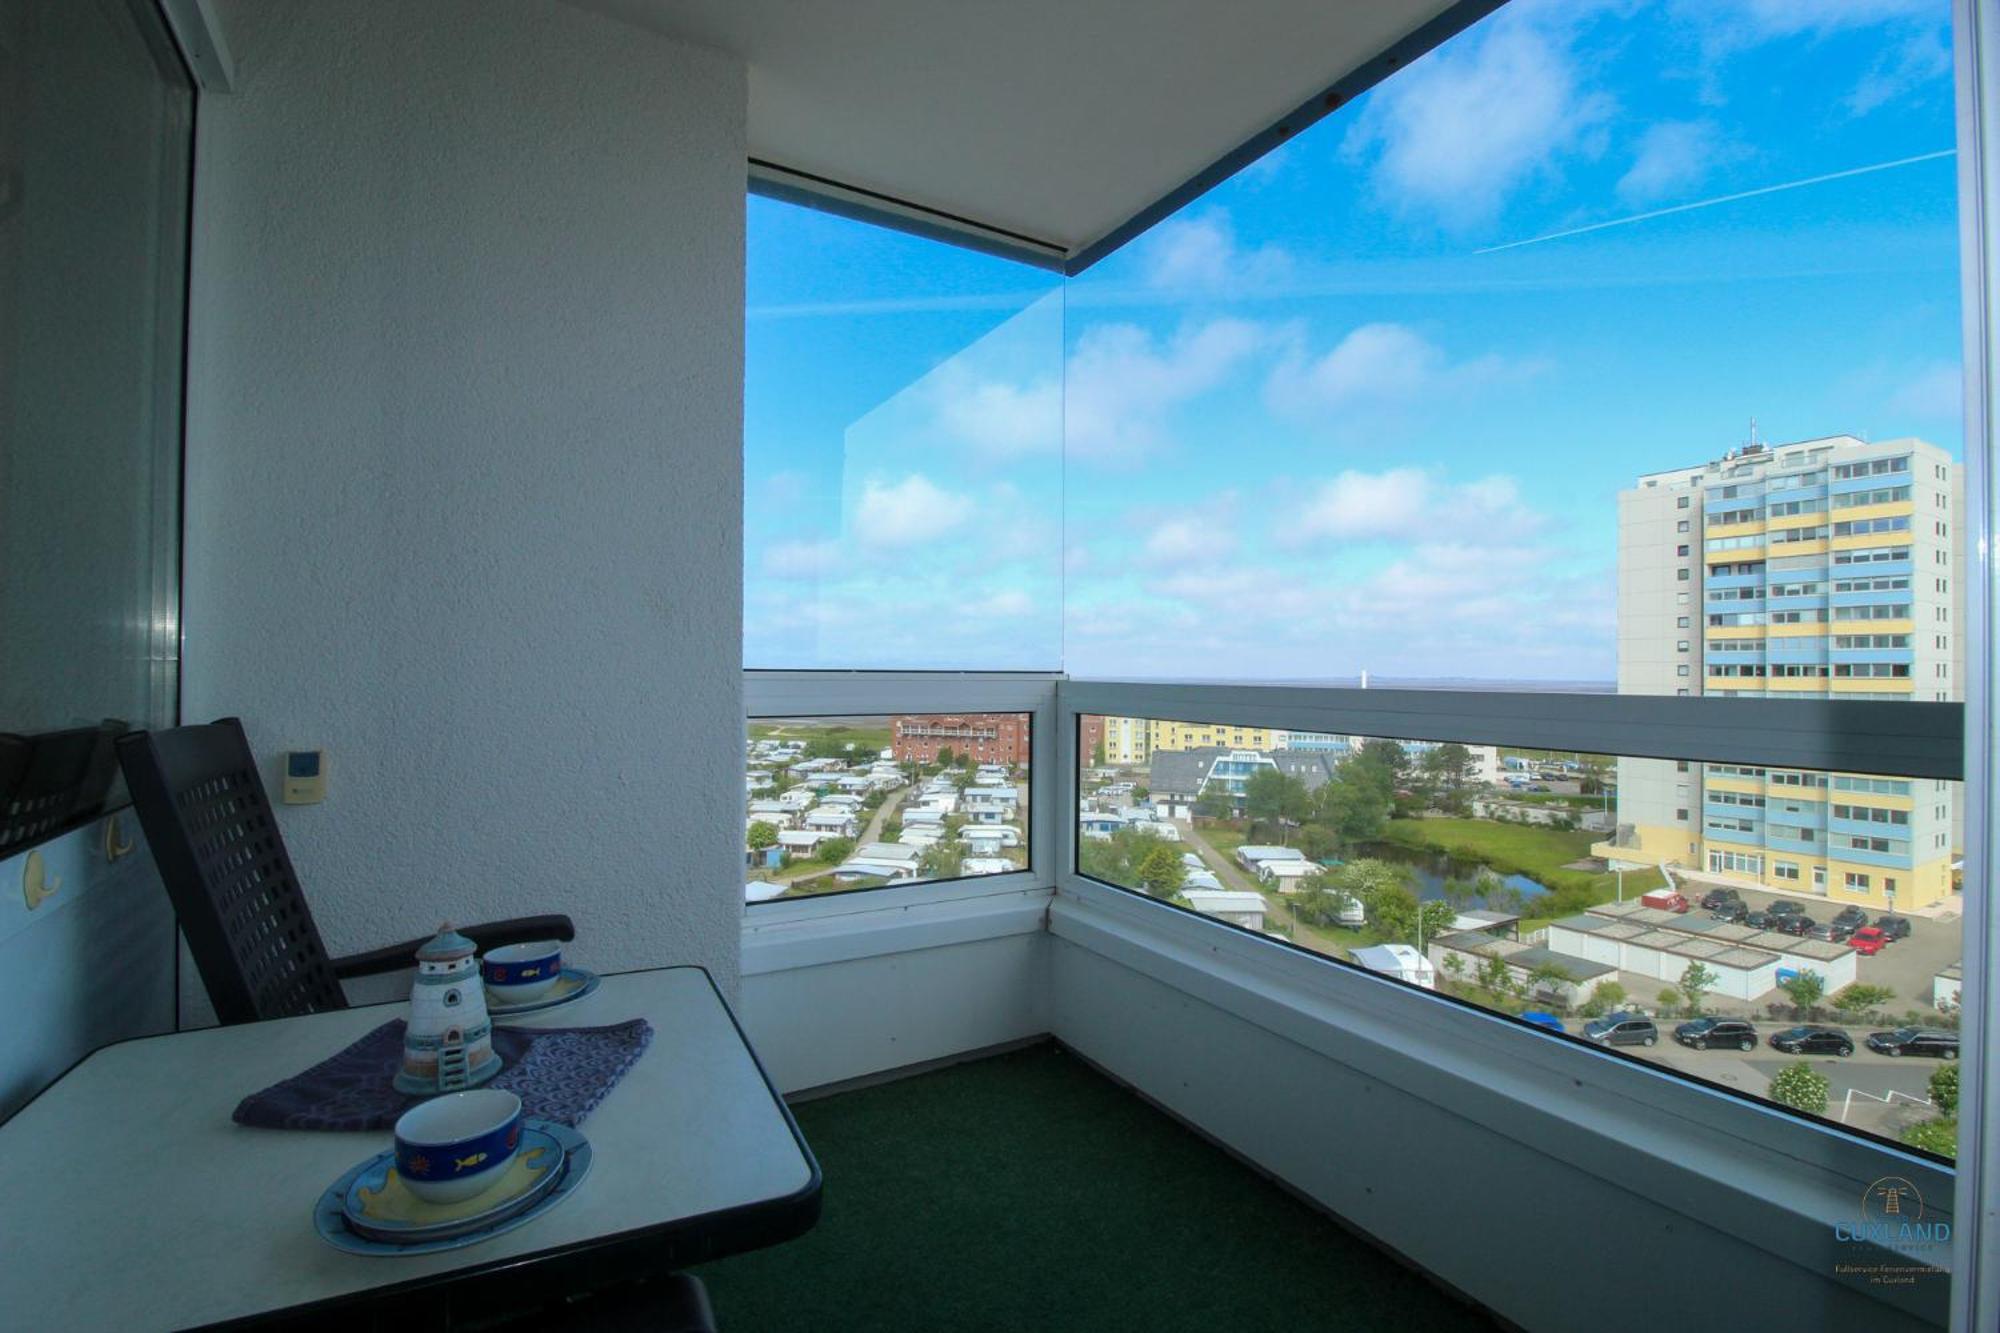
[1930,1063,1959,1116]
[1769,1062,1830,1116]
[1655,987,1682,1015]
[1902,1117,1958,1160]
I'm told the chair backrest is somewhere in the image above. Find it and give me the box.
[117,718,346,1024]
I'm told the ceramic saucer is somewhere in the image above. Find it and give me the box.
[314,1120,591,1256]
[486,967,600,1017]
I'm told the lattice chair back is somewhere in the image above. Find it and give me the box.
[118,718,346,1024]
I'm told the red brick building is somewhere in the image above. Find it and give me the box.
[891,713,1029,766]
[1079,715,1105,767]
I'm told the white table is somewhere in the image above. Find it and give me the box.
[0,966,820,1329]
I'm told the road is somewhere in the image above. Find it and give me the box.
[1179,823,1351,957]
[762,786,911,885]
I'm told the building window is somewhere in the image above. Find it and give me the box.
[1677,568,1690,581]
[1676,664,1690,676]
[1844,873,1872,892]
[1677,495,1690,509]
[1677,519,1690,532]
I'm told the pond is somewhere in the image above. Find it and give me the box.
[1349,840,1549,911]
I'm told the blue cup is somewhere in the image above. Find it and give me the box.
[482,941,563,1004]
[394,1089,523,1203]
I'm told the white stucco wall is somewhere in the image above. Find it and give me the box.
[181,1,747,1011]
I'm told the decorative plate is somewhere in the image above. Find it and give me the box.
[486,967,600,1017]
[343,1125,566,1242]
[314,1120,591,1256]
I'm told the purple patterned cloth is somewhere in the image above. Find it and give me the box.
[232,1018,652,1132]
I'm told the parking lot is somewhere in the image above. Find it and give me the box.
[1598,877,1962,1020]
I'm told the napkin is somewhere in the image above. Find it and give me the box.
[232,1018,652,1132]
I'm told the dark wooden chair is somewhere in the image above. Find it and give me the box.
[117,717,573,1025]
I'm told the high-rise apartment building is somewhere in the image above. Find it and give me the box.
[1604,435,1964,911]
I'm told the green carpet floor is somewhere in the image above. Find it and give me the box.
[692,1043,1498,1332]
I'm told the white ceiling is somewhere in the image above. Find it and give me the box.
[570,0,1480,269]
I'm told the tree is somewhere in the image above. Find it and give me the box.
[1244,769,1311,842]
[936,746,955,768]
[1579,981,1627,1017]
[1778,970,1826,1010]
[1769,1062,1830,1115]
[1475,953,1512,999]
[1930,1063,1960,1116]
[1314,760,1392,845]
[1193,786,1235,820]
[816,836,853,865]
[1655,987,1682,1014]
[1442,953,1466,984]
[1091,740,1107,767]
[919,841,964,880]
[1527,960,1577,1003]
[1419,743,1477,814]
[1135,844,1189,902]
[746,821,779,852]
[1297,824,1339,864]
[1832,984,1897,1015]
[1415,899,1457,949]
[1359,739,1409,785]
[1367,881,1422,944]
[1679,962,1718,1017]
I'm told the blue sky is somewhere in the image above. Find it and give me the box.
[745,0,1961,683]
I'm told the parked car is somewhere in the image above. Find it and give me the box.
[1807,921,1853,944]
[1700,888,1743,911]
[1711,902,1749,924]
[1769,1025,1855,1056]
[1765,900,1805,920]
[1674,1017,1758,1051]
[1584,1013,1659,1047]
[1743,910,1779,930]
[1520,1011,1565,1034]
[1874,915,1913,942]
[1830,906,1869,931]
[1773,914,1816,937]
[1866,1027,1959,1058]
[1849,926,1889,956]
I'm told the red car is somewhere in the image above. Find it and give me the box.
[1849,926,1888,955]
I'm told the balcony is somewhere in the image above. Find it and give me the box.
[2,2,1995,1332]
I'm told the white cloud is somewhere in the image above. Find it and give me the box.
[853,475,974,548]
[1265,322,1539,417]
[1286,468,1536,544]
[964,589,1039,619]
[1891,362,1962,421]
[1679,0,1938,53]
[1142,515,1238,567]
[1140,210,1293,293]
[1847,28,1952,116]
[1065,318,1268,463]
[1617,120,1748,205]
[761,539,841,579]
[924,364,1061,458]
[1341,4,1613,231]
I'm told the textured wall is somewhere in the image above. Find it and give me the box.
[181,0,747,1014]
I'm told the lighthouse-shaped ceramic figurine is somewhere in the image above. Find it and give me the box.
[394,923,501,1095]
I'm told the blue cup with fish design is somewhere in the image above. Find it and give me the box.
[482,941,563,1004]
[394,1089,523,1203]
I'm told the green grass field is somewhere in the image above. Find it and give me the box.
[1379,817,1663,929]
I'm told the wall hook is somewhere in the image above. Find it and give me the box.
[104,812,135,863]
[22,850,61,910]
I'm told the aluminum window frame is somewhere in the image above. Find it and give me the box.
[740,671,1059,929]
[1056,678,1964,1327]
